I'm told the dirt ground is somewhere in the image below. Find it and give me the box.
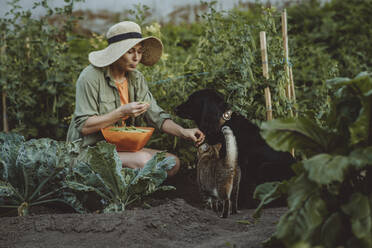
[0,170,286,248]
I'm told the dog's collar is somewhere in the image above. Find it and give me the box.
[219,110,233,126]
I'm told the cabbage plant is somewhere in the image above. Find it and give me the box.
[0,133,85,216]
[65,141,176,213]
[0,134,176,215]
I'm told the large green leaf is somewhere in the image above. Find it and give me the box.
[66,143,176,212]
[348,73,372,145]
[261,118,340,157]
[124,152,176,199]
[341,192,372,245]
[349,95,372,145]
[79,141,126,199]
[15,138,61,198]
[0,180,19,204]
[15,138,80,200]
[0,134,86,215]
[64,181,110,201]
[348,147,372,170]
[327,72,372,146]
[272,175,327,246]
[0,133,25,189]
[320,212,345,248]
[129,152,176,187]
[326,72,372,93]
[253,181,285,218]
[303,154,350,185]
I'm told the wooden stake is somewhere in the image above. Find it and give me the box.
[289,66,296,103]
[260,31,269,79]
[282,9,291,99]
[260,31,272,121]
[282,10,295,157]
[264,87,272,121]
[282,9,297,105]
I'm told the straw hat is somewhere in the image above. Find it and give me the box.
[88,21,163,67]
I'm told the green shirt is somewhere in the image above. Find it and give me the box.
[66,65,171,147]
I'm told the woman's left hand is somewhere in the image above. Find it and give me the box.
[182,128,205,147]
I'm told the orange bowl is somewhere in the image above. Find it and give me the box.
[101,126,154,152]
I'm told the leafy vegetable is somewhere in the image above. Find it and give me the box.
[66,141,176,212]
[0,133,85,216]
[257,72,372,247]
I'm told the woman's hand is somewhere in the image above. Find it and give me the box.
[119,102,149,118]
[181,128,205,147]
[161,119,205,147]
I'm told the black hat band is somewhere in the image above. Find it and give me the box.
[107,32,142,44]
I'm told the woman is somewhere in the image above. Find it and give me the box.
[67,21,204,177]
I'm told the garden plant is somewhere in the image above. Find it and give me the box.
[0,0,372,247]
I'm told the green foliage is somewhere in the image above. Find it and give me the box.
[253,181,288,218]
[1,0,371,192]
[288,0,372,77]
[140,3,303,168]
[286,0,372,120]
[0,132,85,216]
[0,0,84,139]
[190,4,294,121]
[65,141,176,212]
[257,72,372,247]
[0,133,176,215]
[261,118,343,158]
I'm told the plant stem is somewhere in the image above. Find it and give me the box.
[2,90,8,132]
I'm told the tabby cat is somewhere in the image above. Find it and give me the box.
[197,126,241,218]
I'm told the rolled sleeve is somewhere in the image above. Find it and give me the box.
[67,66,102,144]
[73,68,100,131]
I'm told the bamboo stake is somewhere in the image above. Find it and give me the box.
[282,9,297,105]
[282,10,295,157]
[281,9,291,100]
[260,31,269,79]
[289,66,296,103]
[1,34,8,133]
[264,87,272,120]
[260,31,272,121]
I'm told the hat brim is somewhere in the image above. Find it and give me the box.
[88,36,163,67]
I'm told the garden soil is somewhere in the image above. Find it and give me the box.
[0,170,286,248]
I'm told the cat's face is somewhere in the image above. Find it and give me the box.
[197,143,222,159]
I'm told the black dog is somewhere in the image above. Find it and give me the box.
[175,89,295,207]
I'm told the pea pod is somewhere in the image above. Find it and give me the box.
[109,126,150,133]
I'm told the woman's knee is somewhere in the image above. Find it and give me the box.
[136,152,154,168]
[167,154,180,177]
[120,150,180,177]
[120,151,153,169]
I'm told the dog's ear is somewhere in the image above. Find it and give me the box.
[200,98,222,136]
[214,90,229,112]
[174,93,203,120]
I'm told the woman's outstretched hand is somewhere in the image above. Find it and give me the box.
[119,102,149,118]
[182,128,205,147]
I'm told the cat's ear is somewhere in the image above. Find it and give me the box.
[215,143,222,151]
